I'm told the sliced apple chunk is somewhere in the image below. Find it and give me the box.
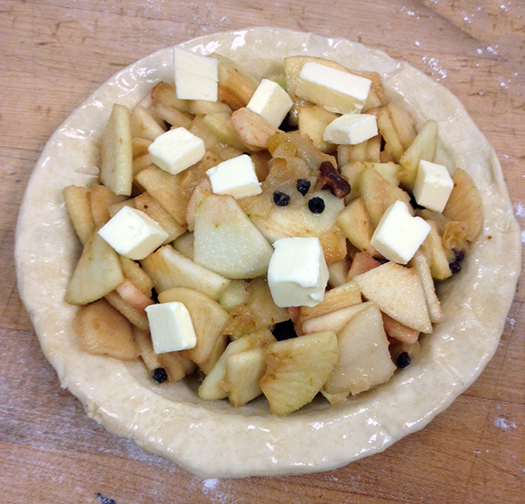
[300,302,370,335]
[354,261,432,333]
[260,331,338,416]
[65,233,124,305]
[74,299,139,360]
[193,190,274,279]
[158,287,229,365]
[323,304,395,401]
[141,245,230,300]
[63,185,94,245]
[225,347,268,406]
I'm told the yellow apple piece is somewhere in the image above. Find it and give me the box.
[89,183,127,228]
[299,302,371,335]
[65,233,124,305]
[297,105,338,153]
[158,287,229,365]
[354,261,432,333]
[259,331,338,416]
[73,299,139,360]
[62,185,94,245]
[192,190,274,279]
[141,245,230,300]
[100,103,133,196]
[105,290,150,331]
[130,104,166,141]
[323,304,396,401]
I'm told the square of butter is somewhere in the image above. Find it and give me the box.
[206,154,262,199]
[267,237,329,308]
[98,206,169,260]
[413,160,454,213]
[370,201,431,264]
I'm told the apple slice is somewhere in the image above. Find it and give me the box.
[300,302,370,335]
[225,347,267,406]
[65,233,124,305]
[193,190,274,279]
[158,286,229,364]
[382,313,419,344]
[346,252,382,281]
[140,245,230,300]
[63,185,94,245]
[354,261,432,333]
[74,299,139,360]
[259,331,338,415]
[323,303,396,401]
[199,329,276,401]
[119,256,154,295]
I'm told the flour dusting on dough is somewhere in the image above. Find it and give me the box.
[494,416,517,432]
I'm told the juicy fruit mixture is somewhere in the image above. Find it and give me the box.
[63,49,483,416]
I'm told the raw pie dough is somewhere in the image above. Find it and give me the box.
[15,27,521,478]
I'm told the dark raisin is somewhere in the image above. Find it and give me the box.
[96,493,117,504]
[409,193,425,210]
[273,191,290,206]
[318,161,350,199]
[308,196,325,214]
[449,261,462,274]
[296,178,311,196]
[152,368,168,383]
[271,320,297,341]
[454,250,465,262]
[396,352,411,369]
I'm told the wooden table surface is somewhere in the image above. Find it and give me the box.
[1,0,523,502]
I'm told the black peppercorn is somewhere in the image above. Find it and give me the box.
[271,320,298,341]
[152,368,168,383]
[273,191,290,206]
[296,178,311,196]
[396,352,411,369]
[308,196,325,214]
[449,261,462,274]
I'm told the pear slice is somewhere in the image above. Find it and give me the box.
[297,105,338,153]
[323,303,396,401]
[130,104,166,141]
[158,287,229,364]
[300,302,370,335]
[354,261,432,333]
[199,329,276,401]
[119,256,154,295]
[259,331,338,415]
[421,219,453,280]
[100,103,133,196]
[89,183,127,228]
[141,245,230,300]
[74,299,139,360]
[193,190,274,279]
[398,119,438,190]
[65,233,124,305]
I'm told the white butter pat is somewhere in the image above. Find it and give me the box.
[206,154,262,199]
[413,160,454,213]
[296,62,372,114]
[247,79,293,127]
[268,237,329,308]
[145,302,197,354]
[98,206,169,260]
[173,47,218,101]
[148,127,205,175]
[323,113,378,145]
[371,201,431,265]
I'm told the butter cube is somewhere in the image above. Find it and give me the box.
[148,127,205,175]
[296,62,372,115]
[98,206,169,260]
[173,47,218,101]
[206,154,262,199]
[370,201,431,264]
[413,160,454,213]
[145,302,197,354]
[323,113,378,145]
[268,237,329,308]
[247,79,293,127]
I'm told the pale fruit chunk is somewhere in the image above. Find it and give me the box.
[231,107,279,151]
[202,111,246,151]
[151,81,191,113]
[421,219,453,280]
[409,250,444,324]
[193,190,274,279]
[198,334,229,375]
[328,259,350,288]
[346,252,382,281]
[141,245,230,300]
[65,233,125,305]
[247,278,289,328]
[63,185,94,245]
[74,299,139,360]
[336,197,379,257]
[382,313,419,344]
[398,119,438,190]
[260,331,338,415]
[323,304,396,401]
[100,104,133,196]
[225,347,267,406]
[297,105,338,153]
[130,104,166,141]
[158,287,229,365]
[300,302,370,336]
[199,329,276,401]
[105,290,150,331]
[354,261,432,333]
[442,168,484,247]
[173,231,194,259]
[119,256,154,295]
[89,183,128,228]
[359,167,412,227]
[218,280,250,312]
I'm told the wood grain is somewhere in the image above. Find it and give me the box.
[1,0,523,502]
